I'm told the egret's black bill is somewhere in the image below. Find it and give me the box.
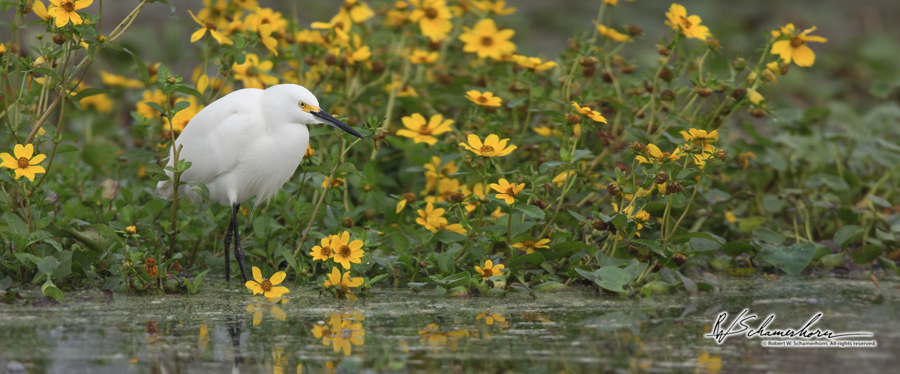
[312,110,364,139]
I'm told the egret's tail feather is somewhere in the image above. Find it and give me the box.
[155,180,174,200]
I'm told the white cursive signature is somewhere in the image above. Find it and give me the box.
[704,309,874,344]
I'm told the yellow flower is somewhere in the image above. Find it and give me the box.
[460,134,517,157]
[257,23,279,56]
[409,49,439,64]
[725,211,736,224]
[136,89,167,119]
[330,231,365,269]
[748,89,764,105]
[685,128,719,141]
[476,312,506,325]
[514,55,557,71]
[552,170,575,187]
[323,267,364,299]
[295,30,326,46]
[533,126,559,137]
[396,193,417,213]
[397,113,454,145]
[440,223,467,235]
[664,4,711,41]
[512,239,550,254]
[458,19,516,60]
[79,92,114,113]
[416,203,446,232]
[170,97,204,134]
[736,152,757,169]
[188,10,233,45]
[490,206,505,219]
[466,90,502,107]
[596,24,632,42]
[1,144,47,182]
[245,266,290,299]
[771,24,827,67]
[465,183,485,213]
[232,53,279,89]
[408,0,454,41]
[244,7,288,33]
[489,178,523,205]
[471,0,516,15]
[322,176,345,189]
[48,0,92,28]
[310,236,336,261]
[571,101,607,123]
[636,144,684,164]
[424,178,470,204]
[125,226,137,235]
[475,260,505,279]
[32,0,52,21]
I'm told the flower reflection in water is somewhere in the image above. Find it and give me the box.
[246,298,287,326]
[313,309,366,356]
[476,312,507,326]
[418,323,470,351]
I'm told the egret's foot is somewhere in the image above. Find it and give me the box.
[224,222,234,283]
[235,241,249,283]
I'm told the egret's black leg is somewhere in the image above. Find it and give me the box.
[224,211,235,282]
[232,203,249,283]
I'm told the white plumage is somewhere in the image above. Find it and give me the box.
[154,84,362,282]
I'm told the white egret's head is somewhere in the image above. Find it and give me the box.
[265,84,363,138]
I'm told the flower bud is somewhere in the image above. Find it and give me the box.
[607,183,620,196]
[660,89,675,101]
[565,114,582,125]
[601,71,614,83]
[529,199,546,210]
[626,24,643,36]
[732,57,746,71]
[659,67,673,82]
[343,217,354,228]
[681,144,693,153]
[671,253,688,266]
[655,44,670,56]
[98,35,107,43]
[403,193,417,203]
[655,171,669,185]
[694,87,712,97]
[732,87,747,99]
[371,60,385,75]
[666,181,683,194]
[705,38,721,50]
[448,192,465,203]
[629,141,648,153]
[591,220,609,231]
[750,109,766,118]
[620,64,636,74]
[53,33,67,45]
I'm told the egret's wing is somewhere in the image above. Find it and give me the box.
[156,89,264,201]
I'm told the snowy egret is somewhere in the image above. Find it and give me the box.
[155,84,363,283]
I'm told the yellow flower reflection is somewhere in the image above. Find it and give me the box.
[246,300,287,326]
[476,312,506,325]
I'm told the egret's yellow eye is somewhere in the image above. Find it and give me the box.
[299,102,306,108]
[298,102,320,113]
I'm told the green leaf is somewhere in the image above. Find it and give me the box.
[309,127,333,137]
[170,100,191,117]
[675,271,698,296]
[721,240,755,257]
[761,194,786,213]
[851,245,883,265]
[32,67,62,83]
[759,243,816,275]
[752,228,785,246]
[121,48,150,85]
[41,284,64,302]
[517,205,545,219]
[670,232,724,245]
[594,266,631,293]
[188,181,210,202]
[567,209,590,225]
[3,212,29,239]
[276,245,300,274]
[146,102,167,117]
[510,252,544,268]
[506,96,527,108]
[175,85,204,101]
[833,225,864,248]
[24,230,53,247]
[37,256,60,275]
[867,194,891,208]
[870,80,894,98]
[55,144,79,153]
[144,162,169,181]
[429,272,470,288]
[738,216,767,232]
[805,173,849,192]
